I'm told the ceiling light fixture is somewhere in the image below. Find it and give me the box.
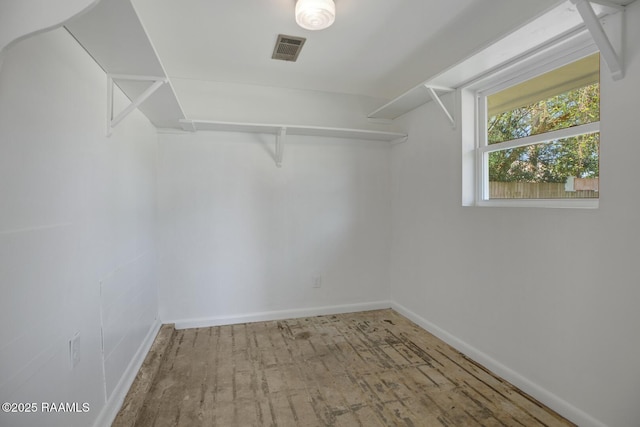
[295,0,336,31]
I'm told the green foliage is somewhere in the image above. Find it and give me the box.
[487,84,599,183]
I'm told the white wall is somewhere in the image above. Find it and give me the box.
[0,28,159,427]
[3,4,638,427]
[172,78,402,133]
[157,131,391,325]
[389,3,640,427]
[0,0,97,67]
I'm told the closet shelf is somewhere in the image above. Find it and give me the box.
[368,0,627,122]
[65,0,186,131]
[179,120,407,168]
[64,0,409,143]
[180,120,408,143]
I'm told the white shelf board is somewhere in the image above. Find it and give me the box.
[65,0,185,128]
[181,120,408,143]
[368,1,617,121]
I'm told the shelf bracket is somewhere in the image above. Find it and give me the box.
[570,0,624,80]
[275,127,286,168]
[107,74,168,136]
[425,85,456,128]
[179,119,197,132]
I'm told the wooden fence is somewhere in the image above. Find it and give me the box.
[489,181,599,199]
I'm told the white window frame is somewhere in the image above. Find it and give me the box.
[462,42,600,209]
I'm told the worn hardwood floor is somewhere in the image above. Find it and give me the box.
[116,309,575,427]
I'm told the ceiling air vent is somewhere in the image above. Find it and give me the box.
[272,34,306,62]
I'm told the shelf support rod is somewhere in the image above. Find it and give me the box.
[425,85,456,128]
[570,0,624,80]
[275,127,286,168]
[107,74,168,136]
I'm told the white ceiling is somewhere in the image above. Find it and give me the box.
[131,0,565,100]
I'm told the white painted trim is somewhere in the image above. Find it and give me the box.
[474,42,599,97]
[91,318,162,427]
[476,198,599,209]
[478,122,600,154]
[390,301,609,427]
[169,301,393,330]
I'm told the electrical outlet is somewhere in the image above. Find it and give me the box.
[313,275,322,288]
[69,332,80,369]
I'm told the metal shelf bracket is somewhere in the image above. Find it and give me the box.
[570,0,625,80]
[107,74,168,136]
[425,85,456,128]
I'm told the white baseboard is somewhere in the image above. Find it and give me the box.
[169,300,393,330]
[92,318,162,427]
[390,302,608,427]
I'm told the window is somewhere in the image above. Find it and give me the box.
[472,52,600,207]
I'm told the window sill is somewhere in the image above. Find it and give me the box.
[473,198,599,209]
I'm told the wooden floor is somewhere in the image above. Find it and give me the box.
[115,309,575,427]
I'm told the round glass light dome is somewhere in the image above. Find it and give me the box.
[295,0,336,31]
